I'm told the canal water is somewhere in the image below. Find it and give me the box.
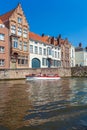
[0,78,87,130]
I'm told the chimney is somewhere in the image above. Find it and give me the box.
[79,43,82,47]
[57,34,61,46]
[51,36,54,44]
[58,34,61,39]
[42,33,45,37]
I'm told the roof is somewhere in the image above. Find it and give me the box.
[42,35,49,41]
[29,32,49,44]
[0,9,15,22]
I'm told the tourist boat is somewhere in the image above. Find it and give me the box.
[25,74,61,81]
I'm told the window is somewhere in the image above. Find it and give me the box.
[55,51,57,58]
[39,47,42,55]
[18,59,21,64]
[23,42,28,51]
[19,41,22,50]
[0,59,4,66]
[0,34,5,41]
[43,48,46,55]
[30,45,33,53]
[72,49,74,58]
[18,56,28,65]
[11,25,16,34]
[54,60,58,67]
[23,29,27,38]
[34,46,38,54]
[22,59,24,64]
[52,50,54,57]
[13,38,18,48]
[17,27,22,36]
[18,17,22,23]
[0,24,5,28]
[0,46,5,52]
[42,58,47,66]
[58,52,60,58]
[47,47,51,55]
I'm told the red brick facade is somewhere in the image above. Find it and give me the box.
[0,20,10,68]
[0,4,29,69]
[57,36,71,68]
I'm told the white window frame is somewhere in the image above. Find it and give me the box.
[0,59,5,66]
[30,45,33,53]
[0,24,5,28]
[11,25,16,34]
[47,47,51,55]
[13,38,18,48]
[23,29,27,38]
[43,48,46,55]
[17,27,22,36]
[34,46,38,54]
[0,34,5,41]
[0,46,5,53]
[39,47,42,55]
[18,17,22,24]
[23,42,28,51]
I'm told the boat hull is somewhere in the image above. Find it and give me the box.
[26,76,61,81]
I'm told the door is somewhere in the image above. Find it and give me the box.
[32,58,40,68]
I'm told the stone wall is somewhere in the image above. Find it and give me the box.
[71,66,87,77]
[0,66,87,80]
[0,67,71,80]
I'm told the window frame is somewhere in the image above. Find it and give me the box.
[0,59,5,66]
[0,46,5,53]
[0,33,5,41]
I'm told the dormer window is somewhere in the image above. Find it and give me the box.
[18,17,22,24]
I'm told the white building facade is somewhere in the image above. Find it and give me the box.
[29,33,61,68]
[75,49,87,66]
[70,45,75,67]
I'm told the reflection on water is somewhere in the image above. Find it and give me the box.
[0,78,87,130]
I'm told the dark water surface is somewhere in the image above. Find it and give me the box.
[0,78,87,130]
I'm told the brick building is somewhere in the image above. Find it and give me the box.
[0,4,29,68]
[57,35,71,68]
[0,19,10,68]
[42,34,71,68]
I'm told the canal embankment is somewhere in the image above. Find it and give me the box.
[0,66,87,80]
[0,67,71,80]
[71,66,87,77]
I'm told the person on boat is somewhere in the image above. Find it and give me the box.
[36,73,43,77]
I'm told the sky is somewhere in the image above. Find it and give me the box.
[0,0,87,48]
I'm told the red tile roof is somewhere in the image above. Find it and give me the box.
[42,35,49,41]
[29,32,49,44]
[0,9,15,22]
